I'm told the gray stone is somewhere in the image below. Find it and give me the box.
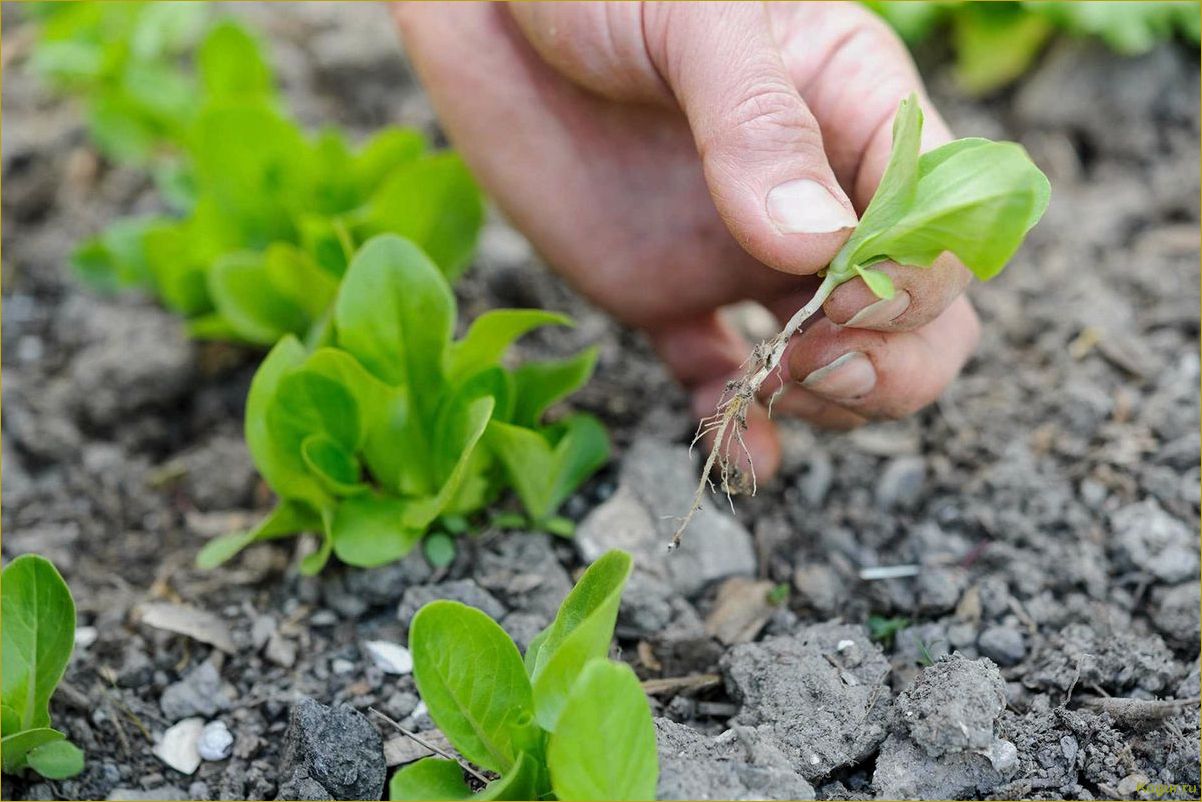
[476,533,573,622]
[160,662,230,722]
[576,440,756,596]
[873,732,1008,799]
[1111,499,1199,583]
[722,622,892,779]
[397,580,505,629]
[977,626,1026,667]
[655,719,815,800]
[895,655,1005,757]
[916,567,967,615]
[792,563,843,614]
[107,787,190,801]
[1152,582,1201,646]
[875,456,927,509]
[277,697,386,801]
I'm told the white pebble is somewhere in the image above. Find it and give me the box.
[198,721,233,761]
[154,718,204,775]
[363,641,413,675]
[75,627,99,649]
[332,658,356,675]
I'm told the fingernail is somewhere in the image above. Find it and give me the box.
[844,290,912,329]
[766,179,858,234]
[801,351,876,399]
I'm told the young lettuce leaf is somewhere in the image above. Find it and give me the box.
[391,550,655,802]
[546,660,658,801]
[1,555,85,780]
[828,93,1049,297]
[202,235,606,573]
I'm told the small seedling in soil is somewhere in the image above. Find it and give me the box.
[56,5,484,350]
[390,550,658,801]
[867,614,911,649]
[198,235,609,574]
[1,555,85,780]
[673,94,1050,548]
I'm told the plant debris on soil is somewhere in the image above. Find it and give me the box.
[2,3,1199,801]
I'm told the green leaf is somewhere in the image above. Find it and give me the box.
[389,758,472,801]
[854,265,896,300]
[356,154,484,280]
[198,20,273,103]
[486,414,609,525]
[831,93,923,278]
[301,435,366,496]
[208,252,310,345]
[270,368,361,456]
[71,217,160,291]
[26,738,85,780]
[1,728,65,775]
[334,235,454,405]
[331,495,423,568]
[953,4,1053,95]
[245,337,329,510]
[264,243,340,321]
[510,348,598,429]
[866,139,1051,280]
[1,555,76,734]
[476,752,544,801]
[423,532,457,568]
[547,660,657,801]
[196,500,320,569]
[832,95,1050,284]
[352,128,425,194]
[410,601,539,775]
[528,550,632,730]
[448,310,572,383]
[407,397,496,530]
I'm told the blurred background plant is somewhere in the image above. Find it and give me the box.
[865,0,1200,95]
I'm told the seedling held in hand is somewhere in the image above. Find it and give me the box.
[1,555,85,780]
[390,550,658,801]
[674,94,1050,547]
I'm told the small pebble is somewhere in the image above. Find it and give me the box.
[363,641,413,675]
[197,721,233,761]
[332,658,356,675]
[978,626,1026,667]
[153,718,204,775]
[75,626,99,649]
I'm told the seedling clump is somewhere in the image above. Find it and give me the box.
[675,94,1051,547]
[390,550,657,800]
[198,235,609,575]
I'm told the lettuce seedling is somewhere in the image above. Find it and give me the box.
[27,1,212,164]
[390,550,657,801]
[1,555,85,780]
[65,10,483,348]
[865,1,1200,95]
[198,235,609,574]
[675,94,1050,545]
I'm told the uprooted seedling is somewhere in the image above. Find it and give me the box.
[672,93,1051,548]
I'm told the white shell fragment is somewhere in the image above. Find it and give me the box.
[198,720,234,761]
[154,717,204,775]
[363,640,414,675]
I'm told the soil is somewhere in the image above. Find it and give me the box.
[2,4,1199,801]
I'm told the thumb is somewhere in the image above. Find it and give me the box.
[646,2,857,275]
[507,1,857,276]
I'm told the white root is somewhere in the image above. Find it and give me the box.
[670,274,840,550]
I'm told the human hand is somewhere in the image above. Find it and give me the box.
[394,1,981,480]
